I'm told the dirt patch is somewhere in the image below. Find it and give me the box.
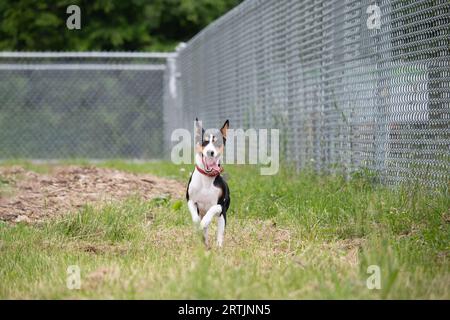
[0,166,185,223]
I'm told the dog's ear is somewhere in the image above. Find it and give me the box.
[220,120,229,139]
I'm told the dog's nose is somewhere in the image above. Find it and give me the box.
[207,150,215,157]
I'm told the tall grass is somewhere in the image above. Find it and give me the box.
[0,161,448,299]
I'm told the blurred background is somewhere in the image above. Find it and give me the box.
[0,0,242,51]
[0,0,242,159]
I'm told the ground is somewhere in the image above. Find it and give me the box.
[0,165,184,223]
[0,161,448,299]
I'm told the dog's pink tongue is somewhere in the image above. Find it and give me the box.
[206,157,220,171]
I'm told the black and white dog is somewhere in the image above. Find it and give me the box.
[186,119,230,247]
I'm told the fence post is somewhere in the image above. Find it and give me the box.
[163,43,186,159]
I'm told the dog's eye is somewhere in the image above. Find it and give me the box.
[202,140,209,147]
[212,136,217,142]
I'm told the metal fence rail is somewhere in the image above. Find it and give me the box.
[173,0,450,187]
[0,52,170,159]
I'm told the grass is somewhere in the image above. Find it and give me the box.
[0,160,448,299]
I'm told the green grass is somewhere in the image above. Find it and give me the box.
[0,160,448,299]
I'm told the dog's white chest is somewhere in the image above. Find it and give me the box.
[188,172,222,216]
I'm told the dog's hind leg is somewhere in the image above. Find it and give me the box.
[217,215,225,247]
[200,205,222,230]
[203,226,210,248]
[188,200,200,225]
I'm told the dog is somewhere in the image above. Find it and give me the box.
[186,119,230,248]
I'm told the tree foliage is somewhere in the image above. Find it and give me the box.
[0,0,242,51]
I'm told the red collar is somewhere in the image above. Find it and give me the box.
[195,165,224,177]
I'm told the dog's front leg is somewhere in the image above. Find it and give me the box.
[187,200,200,225]
[200,204,222,230]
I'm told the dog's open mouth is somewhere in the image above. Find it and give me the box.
[203,155,221,172]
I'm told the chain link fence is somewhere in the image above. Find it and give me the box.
[171,0,450,187]
[0,0,449,187]
[0,52,171,159]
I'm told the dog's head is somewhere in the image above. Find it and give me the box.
[194,118,229,173]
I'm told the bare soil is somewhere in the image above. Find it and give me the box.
[0,166,185,223]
